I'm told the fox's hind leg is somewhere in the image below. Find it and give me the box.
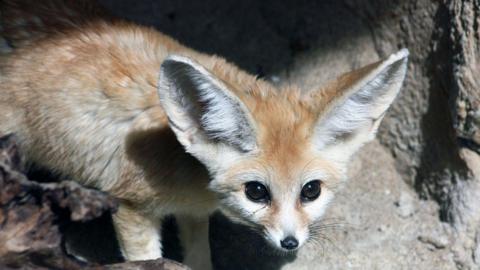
[176,215,212,270]
[112,203,162,261]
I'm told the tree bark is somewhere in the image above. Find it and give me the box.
[0,135,189,270]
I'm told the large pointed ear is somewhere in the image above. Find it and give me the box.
[310,49,409,162]
[157,55,257,163]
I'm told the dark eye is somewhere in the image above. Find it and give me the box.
[245,181,270,203]
[301,180,321,202]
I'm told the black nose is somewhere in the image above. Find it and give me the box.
[280,236,299,250]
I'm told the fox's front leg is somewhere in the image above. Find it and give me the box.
[112,203,162,261]
[176,215,212,270]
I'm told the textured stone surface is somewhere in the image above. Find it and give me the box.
[0,134,113,269]
[450,0,480,147]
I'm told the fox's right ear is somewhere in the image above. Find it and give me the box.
[157,55,257,166]
[308,49,408,163]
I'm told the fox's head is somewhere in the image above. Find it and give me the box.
[157,49,408,251]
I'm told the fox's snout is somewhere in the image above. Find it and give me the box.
[264,224,308,251]
[263,204,310,251]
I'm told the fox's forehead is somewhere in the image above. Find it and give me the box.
[242,88,319,164]
[221,87,341,188]
[239,85,316,142]
[217,85,337,184]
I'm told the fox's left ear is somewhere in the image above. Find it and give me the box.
[309,49,409,162]
[157,55,257,169]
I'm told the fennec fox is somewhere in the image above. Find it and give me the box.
[0,1,408,269]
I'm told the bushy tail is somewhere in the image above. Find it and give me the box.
[0,0,112,48]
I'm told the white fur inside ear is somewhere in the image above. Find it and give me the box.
[194,73,256,152]
[314,49,409,151]
[158,55,257,153]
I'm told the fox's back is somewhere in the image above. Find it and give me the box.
[0,21,194,190]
